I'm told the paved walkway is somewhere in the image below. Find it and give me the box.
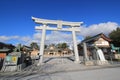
[0,57,120,80]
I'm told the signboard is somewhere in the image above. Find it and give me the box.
[6,56,11,61]
[5,56,18,66]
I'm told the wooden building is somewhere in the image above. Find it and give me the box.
[0,49,11,70]
[78,33,112,56]
[82,33,111,47]
[0,42,15,70]
[44,45,72,57]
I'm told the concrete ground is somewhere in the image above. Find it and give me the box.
[0,57,120,80]
[22,67,120,80]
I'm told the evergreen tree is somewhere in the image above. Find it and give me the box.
[109,27,120,46]
[30,42,39,50]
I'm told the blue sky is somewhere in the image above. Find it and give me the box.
[0,0,120,45]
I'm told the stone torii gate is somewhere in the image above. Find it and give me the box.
[32,17,83,64]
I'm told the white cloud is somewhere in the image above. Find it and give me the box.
[33,32,41,40]
[0,36,10,42]
[0,22,119,45]
[46,31,73,44]
[79,22,119,37]
[33,31,81,45]
[26,32,42,45]
[0,35,20,42]
[9,36,19,39]
[0,35,31,45]
[20,36,31,42]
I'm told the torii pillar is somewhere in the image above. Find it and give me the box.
[39,24,46,64]
[72,27,80,63]
[32,17,83,65]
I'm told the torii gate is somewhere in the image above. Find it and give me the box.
[32,17,83,64]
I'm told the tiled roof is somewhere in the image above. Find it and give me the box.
[0,49,10,52]
[81,33,112,43]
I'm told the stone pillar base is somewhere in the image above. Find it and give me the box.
[95,60,109,65]
[114,54,120,59]
[74,60,81,64]
[84,61,94,66]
